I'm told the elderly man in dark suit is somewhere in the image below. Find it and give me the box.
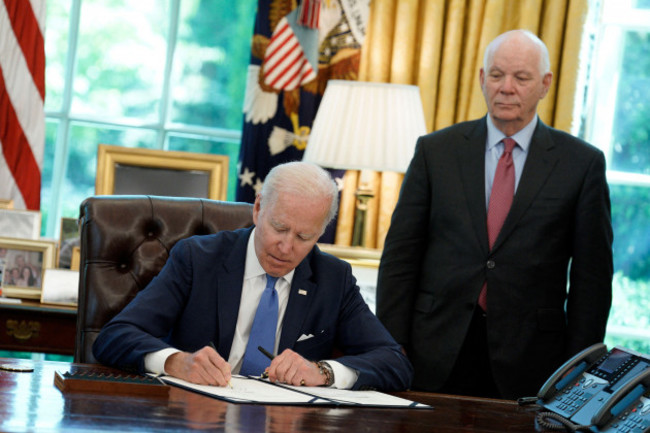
[94,161,412,391]
[377,29,613,399]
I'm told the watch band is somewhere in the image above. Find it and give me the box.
[316,361,334,387]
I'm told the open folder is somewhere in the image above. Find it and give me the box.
[159,375,432,409]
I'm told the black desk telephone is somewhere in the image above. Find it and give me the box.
[535,343,650,432]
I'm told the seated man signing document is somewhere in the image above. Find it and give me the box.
[93,161,413,391]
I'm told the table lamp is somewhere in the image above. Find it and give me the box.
[303,80,426,246]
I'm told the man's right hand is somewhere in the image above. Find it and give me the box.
[164,346,231,386]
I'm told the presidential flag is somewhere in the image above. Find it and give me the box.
[236,0,369,241]
[0,0,45,211]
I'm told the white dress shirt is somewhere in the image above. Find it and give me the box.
[484,114,536,209]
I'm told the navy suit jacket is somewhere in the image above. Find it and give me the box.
[93,227,413,391]
[377,117,613,398]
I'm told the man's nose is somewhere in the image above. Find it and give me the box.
[500,75,515,92]
[278,235,293,254]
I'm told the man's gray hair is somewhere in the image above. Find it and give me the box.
[260,161,339,232]
[483,29,551,75]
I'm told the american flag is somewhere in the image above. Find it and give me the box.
[0,0,45,211]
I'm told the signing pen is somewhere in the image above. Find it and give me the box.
[208,341,233,388]
[258,346,275,360]
[258,346,274,379]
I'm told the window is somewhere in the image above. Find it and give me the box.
[578,0,650,353]
[42,0,255,236]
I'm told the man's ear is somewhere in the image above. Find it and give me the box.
[253,194,261,225]
[541,71,553,98]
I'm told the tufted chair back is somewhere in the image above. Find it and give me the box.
[75,195,254,363]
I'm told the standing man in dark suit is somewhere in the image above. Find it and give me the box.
[376,29,613,399]
[94,161,412,391]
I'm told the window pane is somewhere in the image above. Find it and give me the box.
[60,123,158,218]
[609,30,650,175]
[635,0,650,9]
[71,0,169,121]
[610,184,650,280]
[40,120,60,235]
[169,0,255,129]
[167,134,239,201]
[44,1,71,112]
[605,184,650,353]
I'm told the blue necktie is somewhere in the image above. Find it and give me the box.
[240,275,279,376]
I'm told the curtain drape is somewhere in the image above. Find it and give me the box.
[333,0,588,249]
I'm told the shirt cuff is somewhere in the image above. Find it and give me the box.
[144,348,180,375]
[326,360,358,389]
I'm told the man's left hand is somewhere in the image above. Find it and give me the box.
[265,349,327,386]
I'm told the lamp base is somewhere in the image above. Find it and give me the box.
[351,188,374,247]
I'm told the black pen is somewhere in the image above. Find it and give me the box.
[258,346,275,360]
[258,346,274,379]
[208,341,232,388]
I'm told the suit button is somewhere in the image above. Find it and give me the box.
[486,260,495,269]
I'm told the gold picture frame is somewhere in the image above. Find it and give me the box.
[0,237,57,300]
[318,244,381,312]
[317,244,381,269]
[95,144,229,200]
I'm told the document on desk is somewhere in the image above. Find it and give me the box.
[159,375,432,408]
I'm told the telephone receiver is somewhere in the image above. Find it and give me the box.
[590,368,650,432]
[537,343,608,402]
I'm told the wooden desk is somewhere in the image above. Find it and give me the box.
[0,358,542,432]
[0,301,76,355]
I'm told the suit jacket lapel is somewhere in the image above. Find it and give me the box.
[457,117,490,255]
[216,228,251,359]
[278,251,316,351]
[491,120,559,251]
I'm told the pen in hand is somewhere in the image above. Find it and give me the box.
[258,346,274,378]
[208,341,233,388]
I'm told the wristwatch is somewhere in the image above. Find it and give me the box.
[316,361,334,387]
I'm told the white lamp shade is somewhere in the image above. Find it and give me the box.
[303,80,427,173]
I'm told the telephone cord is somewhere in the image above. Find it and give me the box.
[535,411,593,432]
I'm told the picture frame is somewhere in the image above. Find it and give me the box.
[95,144,229,200]
[0,237,57,300]
[0,199,14,209]
[318,244,380,312]
[0,209,41,240]
[40,268,80,307]
[58,217,80,268]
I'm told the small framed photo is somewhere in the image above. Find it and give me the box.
[40,268,79,306]
[0,209,41,240]
[0,237,57,300]
[317,244,380,312]
[58,217,80,268]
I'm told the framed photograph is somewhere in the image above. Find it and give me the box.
[40,268,80,306]
[95,144,229,200]
[0,209,41,240]
[0,199,13,209]
[0,237,57,300]
[318,244,381,312]
[58,217,80,268]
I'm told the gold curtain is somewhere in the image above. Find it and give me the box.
[334,0,588,249]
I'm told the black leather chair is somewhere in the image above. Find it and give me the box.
[75,195,254,363]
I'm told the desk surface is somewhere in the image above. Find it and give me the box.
[0,357,541,432]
